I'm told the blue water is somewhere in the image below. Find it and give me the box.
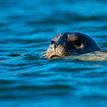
[0,0,107,107]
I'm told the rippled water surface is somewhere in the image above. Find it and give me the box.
[0,0,107,107]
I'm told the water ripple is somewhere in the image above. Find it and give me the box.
[0,0,107,107]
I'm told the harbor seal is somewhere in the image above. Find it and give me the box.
[45,32,101,59]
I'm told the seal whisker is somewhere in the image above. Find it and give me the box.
[42,53,46,57]
[42,51,46,54]
[56,25,62,36]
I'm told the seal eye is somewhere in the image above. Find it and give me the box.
[73,40,84,49]
[73,40,81,46]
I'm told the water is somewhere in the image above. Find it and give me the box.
[0,0,107,107]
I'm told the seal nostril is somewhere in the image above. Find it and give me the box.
[51,41,55,44]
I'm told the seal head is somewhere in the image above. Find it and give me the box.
[46,32,100,58]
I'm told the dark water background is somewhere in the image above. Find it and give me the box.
[0,0,107,107]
